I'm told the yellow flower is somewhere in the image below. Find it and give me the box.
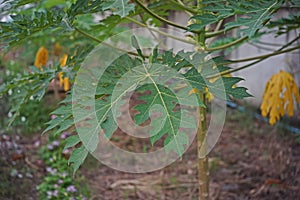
[261,70,300,125]
[63,77,70,91]
[34,46,48,69]
[58,72,64,87]
[59,54,68,67]
[58,54,70,91]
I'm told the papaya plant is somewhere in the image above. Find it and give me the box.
[0,0,299,199]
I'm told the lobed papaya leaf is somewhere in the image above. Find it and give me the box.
[189,0,283,38]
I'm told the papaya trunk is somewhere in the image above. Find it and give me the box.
[197,93,209,200]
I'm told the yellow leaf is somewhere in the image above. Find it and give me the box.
[34,46,48,69]
[206,72,234,101]
[260,70,300,125]
[188,88,214,102]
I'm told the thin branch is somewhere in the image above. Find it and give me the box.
[74,27,143,58]
[230,44,300,63]
[205,29,226,38]
[206,19,224,46]
[168,0,198,14]
[205,36,248,51]
[215,35,300,65]
[277,35,300,51]
[207,44,300,78]
[205,26,237,38]
[215,19,224,33]
[176,0,194,16]
[256,40,292,47]
[75,27,102,43]
[138,14,169,50]
[248,42,277,52]
[125,17,196,45]
[221,59,264,76]
[134,0,191,32]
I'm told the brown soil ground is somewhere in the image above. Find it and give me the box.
[1,108,299,200]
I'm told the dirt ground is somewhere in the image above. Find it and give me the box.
[1,108,300,200]
[82,108,300,200]
[0,133,43,200]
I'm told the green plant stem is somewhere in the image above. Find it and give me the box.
[125,17,196,45]
[205,26,237,38]
[207,38,300,78]
[205,36,248,51]
[230,44,300,63]
[134,0,239,39]
[136,14,169,50]
[206,20,224,46]
[197,97,209,200]
[257,40,291,47]
[276,35,300,51]
[222,45,300,75]
[212,35,300,66]
[196,1,209,199]
[168,0,198,14]
[248,42,277,52]
[215,19,224,33]
[205,29,226,38]
[74,27,102,43]
[175,0,194,16]
[74,27,142,58]
[134,0,191,32]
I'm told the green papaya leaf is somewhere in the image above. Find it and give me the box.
[68,145,88,174]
